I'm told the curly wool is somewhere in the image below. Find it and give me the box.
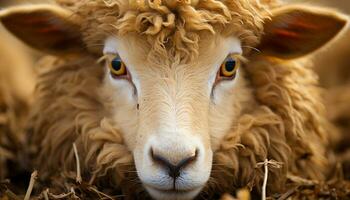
[29,54,331,197]
[63,0,276,63]
[211,57,331,195]
[27,0,332,198]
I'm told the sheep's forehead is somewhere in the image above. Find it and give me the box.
[103,35,242,72]
[66,0,276,61]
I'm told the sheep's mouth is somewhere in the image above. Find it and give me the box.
[151,187,198,193]
[146,185,203,199]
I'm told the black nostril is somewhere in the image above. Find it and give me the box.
[150,148,199,179]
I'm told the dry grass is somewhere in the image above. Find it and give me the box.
[0,0,350,199]
[0,136,349,199]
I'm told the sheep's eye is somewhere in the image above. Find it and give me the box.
[108,57,127,77]
[219,56,240,79]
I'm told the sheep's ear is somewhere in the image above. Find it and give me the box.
[258,5,348,59]
[0,5,84,54]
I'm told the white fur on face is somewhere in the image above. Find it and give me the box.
[102,35,253,200]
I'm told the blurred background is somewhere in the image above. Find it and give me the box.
[0,0,349,199]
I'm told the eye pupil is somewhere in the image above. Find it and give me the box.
[111,59,122,71]
[225,59,236,72]
[218,56,240,80]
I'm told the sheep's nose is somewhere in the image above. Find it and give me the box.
[150,148,198,179]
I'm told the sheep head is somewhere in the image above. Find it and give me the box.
[0,1,347,199]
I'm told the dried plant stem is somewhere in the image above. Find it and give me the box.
[24,170,38,200]
[48,191,74,199]
[277,186,299,200]
[70,187,79,199]
[262,159,268,200]
[5,190,21,200]
[73,143,82,184]
[256,159,283,200]
[287,174,317,186]
[43,189,49,200]
[89,186,114,200]
[89,173,96,185]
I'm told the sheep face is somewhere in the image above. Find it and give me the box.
[100,33,253,199]
[0,1,347,199]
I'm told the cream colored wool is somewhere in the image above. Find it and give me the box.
[21,0,337,198]
[0,0,345,199]
[28,53,331,197]
[69,0,276,62]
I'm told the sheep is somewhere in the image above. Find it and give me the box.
[0,0,348,199]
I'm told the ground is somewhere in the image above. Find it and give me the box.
[1,0,350,199]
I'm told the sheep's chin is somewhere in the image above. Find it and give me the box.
[145,185,203,200]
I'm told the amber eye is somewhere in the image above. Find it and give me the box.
[108,57,127,77]
[219,56,240,79]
